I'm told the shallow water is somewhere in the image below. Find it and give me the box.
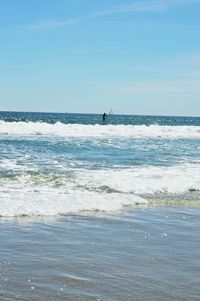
[0,207,200,301]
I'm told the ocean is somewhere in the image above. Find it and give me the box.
[0,111,200,300]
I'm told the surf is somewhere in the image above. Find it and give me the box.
[1,121,200,139]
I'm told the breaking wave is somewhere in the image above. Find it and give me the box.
[0,163,200,217]
[1,121,200,139]
[0,189,147,217]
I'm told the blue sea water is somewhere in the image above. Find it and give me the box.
[1,111,200,301]
[0,111,200,216]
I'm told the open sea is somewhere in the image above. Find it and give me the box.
[0,111,200,300]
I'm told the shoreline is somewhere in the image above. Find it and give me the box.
[1,205,199,301]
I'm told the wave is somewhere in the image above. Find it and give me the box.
[1,163,200,217]
[1,121,200,139]
[1,163,200,194]
[0,189,147,217]
[74,164,200,194]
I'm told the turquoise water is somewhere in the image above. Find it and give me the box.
[0,111,200,216]
[0,112,200,300]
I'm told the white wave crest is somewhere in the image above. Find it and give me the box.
[0,121,200,139]
[0,163,200,217]
[76,164,200,194]
[0,189,146,217]
[2,162,200,195]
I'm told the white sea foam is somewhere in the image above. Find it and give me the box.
[1,121,200,139]
[0,163,200,217]
[75,163,200,194]
[0,187,147,217]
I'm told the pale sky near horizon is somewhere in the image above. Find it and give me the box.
[0,0,200,115]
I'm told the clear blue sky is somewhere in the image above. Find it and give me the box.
[0,0,200,115]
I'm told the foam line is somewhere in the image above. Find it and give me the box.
[1,121,200,138]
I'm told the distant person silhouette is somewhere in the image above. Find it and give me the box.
[102,112,107,122]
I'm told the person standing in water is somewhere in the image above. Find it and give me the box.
[102,112,107,122]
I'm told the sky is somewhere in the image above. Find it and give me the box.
[0,0,200,115]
